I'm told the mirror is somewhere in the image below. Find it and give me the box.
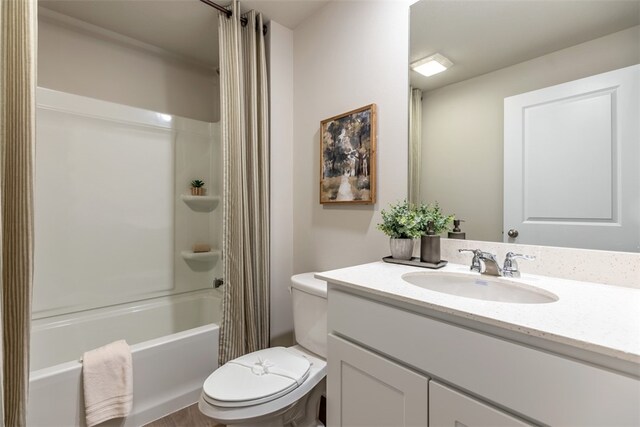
[409,0,640,252]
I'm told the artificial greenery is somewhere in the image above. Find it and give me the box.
[378,200,455,238]
[377,200,423,239]
[191,179,205,188]
[416,202,455,235]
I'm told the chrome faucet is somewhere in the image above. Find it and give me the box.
[502,252,535,278]
[458,249,482,273]
[477,251,502,276]
[459,249,535,277]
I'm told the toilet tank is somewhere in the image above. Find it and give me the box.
[291,273,327,358]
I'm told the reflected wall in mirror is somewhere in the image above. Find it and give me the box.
[409,0,640,252]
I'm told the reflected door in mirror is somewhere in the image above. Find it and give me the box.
[504,65,639,252]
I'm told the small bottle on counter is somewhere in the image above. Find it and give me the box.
[448,219,466,239]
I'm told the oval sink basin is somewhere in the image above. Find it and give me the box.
[401,272,558,304]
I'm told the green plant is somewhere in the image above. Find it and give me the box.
[377,200,423,239]
[191,179,205,188]
[417,202,455,235]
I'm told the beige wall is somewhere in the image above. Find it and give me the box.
[292,1,410,273]
[38,16,219,123]
[420,26,640,242]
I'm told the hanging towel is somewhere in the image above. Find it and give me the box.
[82,340,133,427]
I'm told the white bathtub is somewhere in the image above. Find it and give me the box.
[27,289,221,426]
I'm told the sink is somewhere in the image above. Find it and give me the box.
[401,272,558,304]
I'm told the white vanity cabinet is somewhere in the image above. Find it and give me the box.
[326,287,640,426]
[327,334,429,426]
[429,381,531,427]
[327,332,531,427]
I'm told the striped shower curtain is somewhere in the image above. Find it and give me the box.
[0,0,37,425]
[218,0,270,365]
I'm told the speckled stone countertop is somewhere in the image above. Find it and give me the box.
[316,261,640,365]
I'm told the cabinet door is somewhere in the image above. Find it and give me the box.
[430,381,532,427]
[327,334,429,427]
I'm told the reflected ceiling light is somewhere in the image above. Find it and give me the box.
[411,53,453,77]
[157,113,172,122]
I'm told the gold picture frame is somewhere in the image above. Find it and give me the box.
[319,104,377,204]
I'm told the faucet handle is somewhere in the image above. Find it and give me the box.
[503,252,535,277]
[504,252,535,262]
[459,248,481,255]
[458,249,482,272]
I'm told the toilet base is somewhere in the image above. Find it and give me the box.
[232,379,325,427]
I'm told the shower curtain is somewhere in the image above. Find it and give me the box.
[0,0,36,425]
[408,87,422,204]
[218,0,270,365]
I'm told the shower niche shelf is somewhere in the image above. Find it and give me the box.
[181,249,221,264]
[180,195,220,212]
[180,250,222,270]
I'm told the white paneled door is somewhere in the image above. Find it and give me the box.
[504,65,639,251]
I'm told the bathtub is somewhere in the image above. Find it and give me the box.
[27,289,221,426]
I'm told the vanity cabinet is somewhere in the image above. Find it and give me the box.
[430,381,531,427]
[327,334,429,426]
[327,287,640,426]
[328,332,532,427]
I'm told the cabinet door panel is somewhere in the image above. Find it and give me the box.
[327,334,429,426]
[430,381,532,427]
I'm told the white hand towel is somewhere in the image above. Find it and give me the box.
[82,340,133,427]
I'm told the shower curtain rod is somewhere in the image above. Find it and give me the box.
[199,0,268,35]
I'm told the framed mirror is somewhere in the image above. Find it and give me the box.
[409,0,640,252]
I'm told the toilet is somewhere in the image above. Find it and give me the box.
[198,273,327,427]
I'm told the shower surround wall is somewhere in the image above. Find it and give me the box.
[31,9,224,424]
[34,87,221,319]
[30,87,222,426]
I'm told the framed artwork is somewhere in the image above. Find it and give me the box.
[320,104,376,204]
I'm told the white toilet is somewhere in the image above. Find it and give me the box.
[199,273,327,427]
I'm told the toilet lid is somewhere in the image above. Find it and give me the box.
[203,347,311,407]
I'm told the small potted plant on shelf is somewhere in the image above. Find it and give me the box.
[417,202,454,264]
[377,200,422,260]
[190,179,206,196]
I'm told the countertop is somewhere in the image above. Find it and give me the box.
[316,261,640,366]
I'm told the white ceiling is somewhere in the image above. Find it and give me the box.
[242,0,330,29]
[410,0,640,91]
[39,0,330,69]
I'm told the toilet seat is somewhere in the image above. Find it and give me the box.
[199,345,327,425]
[203,347,311,407]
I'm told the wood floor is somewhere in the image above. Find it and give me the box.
[145,396,325,426]
[144,404,224,427]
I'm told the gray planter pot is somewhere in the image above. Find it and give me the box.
[420,235,441,264]
[390,238,414,260]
